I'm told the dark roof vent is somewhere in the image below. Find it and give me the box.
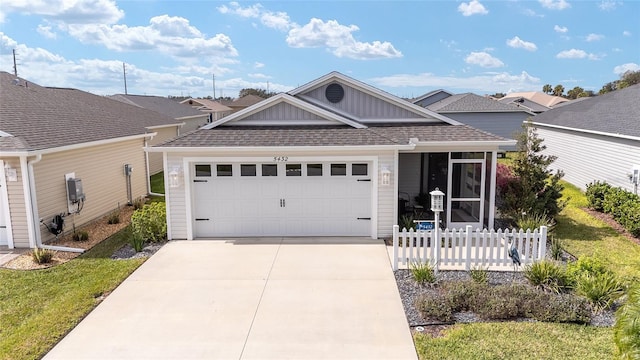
[325,83,344,103]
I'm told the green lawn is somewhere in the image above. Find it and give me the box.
[150,171,164,194]
[0,229,145,360]
[415,322,614,360]
[556,181,640,282]
[414,181,639,359]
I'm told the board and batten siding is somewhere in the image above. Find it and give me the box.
[166,149,398,239]
[444,112,531,142]
[147,126,179,175]
[0,157,30,248]
[33,139,148,244]
[180,116,208,134]
[538,127,640,192]
[303,84,419,119]
[240,102,329,124]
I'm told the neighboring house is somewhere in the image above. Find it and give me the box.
[149,72,515,240]
[225,94,266,113]
[180,98,233,121]
[0,72,178,249]
[413,91,535,150]
[531,84,640,193]
[110,94,210,175]
[498,91,569,113]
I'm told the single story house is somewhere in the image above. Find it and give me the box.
[0,71,179,249]
[412,91,535,150]
[498,91,569,113]
[110,94,210,175]
[149,72,515,240]
[532,83,640,193]
[180,98,233,121]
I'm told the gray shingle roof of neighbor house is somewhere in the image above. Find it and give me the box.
[531,83,640,138]
[426,93,535,114]
[230,94,266,108]
[498,97,550,113]
[0,71,179,152]
[109,94,205,119]
[155,123,508,148]
[181,98,233,112]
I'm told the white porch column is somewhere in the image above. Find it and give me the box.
[489,150,498,230]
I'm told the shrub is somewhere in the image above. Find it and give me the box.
[566,255,609,281]
[603,187,639,221]
[31,247,54,264]
[469,266,488,284]
[615,286,640,359]
[131,202,167,243]
[410,261,436,285]
[399,214,416,231]
[107,210,121,225]
[516,212,555,232]
[72,230,89,242]
[619,200,640,238]
[549,236,564,261]
[132,196,146,210]
[575,272,625,311]
[470,284,522,320]
[442,280,485,312]
[585,181,612,211]
[416,292,454,322]
[130,233,145,253]
[524,260,571,293]
[527,293,591,324]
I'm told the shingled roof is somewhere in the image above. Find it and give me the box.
[0,71,178,152]
[427,93,534,114]
[531,84,640,138]
[110,94,205,119]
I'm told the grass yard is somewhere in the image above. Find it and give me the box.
[150,171,165,194]
[556,181,640,282]
[415,322,614,360]
[0,230,145,360]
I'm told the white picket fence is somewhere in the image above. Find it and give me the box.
[392,225,547,271]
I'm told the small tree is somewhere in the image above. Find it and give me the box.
[499,122,565,221]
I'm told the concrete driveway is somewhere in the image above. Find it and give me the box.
[44,238,417,359]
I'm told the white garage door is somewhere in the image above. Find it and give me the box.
[192,161,372,237]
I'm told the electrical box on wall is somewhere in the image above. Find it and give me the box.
[124,164,133,176]
[67,178,85,203]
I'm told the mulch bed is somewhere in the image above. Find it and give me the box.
[581,207,640,245]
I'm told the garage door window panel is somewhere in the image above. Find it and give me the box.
[331,164,347,176]
[307,164,323,176]
[195,164,212,177]
[216,164,233,177]
[352,163,368,176]
[262,164,278,176]
[286,164,302,176]
[241,164,256,176]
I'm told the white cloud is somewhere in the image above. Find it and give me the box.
[37,24,57,39]
[613,63,640,75]
[260,11,292,31]
[556,48,601,60]
[599,1,621,11]
[539,0,571,10]
[586,33,604,42]
[623,30,631,37]
[218,2,291,31]
[248,73,271,79]
[63,15,238,60]
[254,62,265,69]
[286,18,402,60]
[1,0,123,24]
[370,71,540,93]
[506,36,537,51]
[217,2,262,18]
[458,0,489,16]
[522,9,544,17]
[465,52,504,68]
[554,25,568,33]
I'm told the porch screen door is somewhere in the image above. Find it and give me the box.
[447,158,485,229]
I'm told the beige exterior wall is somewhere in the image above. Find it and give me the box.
[147,127,178,175]
[0,157,30,248]
[33,139,148,244]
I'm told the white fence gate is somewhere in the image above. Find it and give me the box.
[392,225,547,271]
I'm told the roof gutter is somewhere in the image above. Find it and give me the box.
[24,154,84,252]
[530,122,640,141]
[3,133,154,157]
[146,144,416,153]
[413,140,517,148]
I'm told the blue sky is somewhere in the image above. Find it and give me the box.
[1,0,638,98]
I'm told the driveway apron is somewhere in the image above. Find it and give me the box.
[44,238,417,360]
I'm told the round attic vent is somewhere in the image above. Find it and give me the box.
[325,83,344,103]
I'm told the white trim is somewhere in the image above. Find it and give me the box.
[489,151,497,229]
[182,155,379,239]
[0,130,12,137]
[3,133,154,157]
[147,144,415,153]
[146,123,184,130]
[288,71,462,125]
[447,157,486,229]
[413,140,517,148]
[175,114,209,121]
[393,149,399,227]
[411,89,453,104]
[20,156,36,248]
[202,93,366,129]
[530,121,640,141]
[163,152,173,240]
[0,160,15,248]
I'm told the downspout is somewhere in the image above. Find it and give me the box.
[27,154,84,253]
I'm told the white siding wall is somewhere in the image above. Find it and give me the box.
[538,127,640,192]
[0,157,30,248]
[166,149,398,239]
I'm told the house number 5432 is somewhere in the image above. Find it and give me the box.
[273,156,288,162]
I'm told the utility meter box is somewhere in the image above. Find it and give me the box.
[67,178,85,203]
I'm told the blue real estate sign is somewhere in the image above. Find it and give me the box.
[415,221,435,230]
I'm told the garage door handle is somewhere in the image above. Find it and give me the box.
[193,180,208,183]
[357,217,371,220]
[357,179,371,182]
[195,218,210,221]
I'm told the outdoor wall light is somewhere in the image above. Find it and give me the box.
[381,166,391,186]
[430,187,445,213]
[168,166,183,189]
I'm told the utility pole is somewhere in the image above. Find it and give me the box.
[123,62,128,95]
[12,49,18,76]
[212,74,216,99]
